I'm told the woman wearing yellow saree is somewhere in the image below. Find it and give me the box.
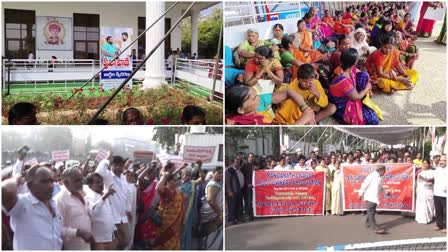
[154,173,187,250]
[294,19,326,64]
[366,36,418,94]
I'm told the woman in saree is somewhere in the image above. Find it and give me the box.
[280,35,305,83]
[178,161,205,250]
[331,161,344,216]
[244,46,284,87]
[351,28,377,60]
[235,28,272,68]
[416,2,443,38]
[271,23,287,42]
[323,10,335,28]
[396,13,417,38]
[315,160,332,215]
[366,36,418,94]
[308,7,333,39]
[329,35,352,75]
[200,166,224,250]
[294,19,327,64]
[393,31,418,69]
[153,172,187,250]
[415,159,435,224]
[134,164,159,249]
[329,48,379,125]
[225,84,315,125]
[333,11,353,35]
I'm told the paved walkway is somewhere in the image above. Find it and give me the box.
[225,213,446,250]
[323,21,446,125]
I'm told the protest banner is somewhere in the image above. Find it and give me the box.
[95,149,108,162]
[342,163,415,211]
[183,146,216,163]
[253,170,325,217]
[51,150,70,161]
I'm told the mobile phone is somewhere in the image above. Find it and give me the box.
[18,146,30,156]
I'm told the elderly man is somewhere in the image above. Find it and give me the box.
[2,165,91,250]
[433,155,447,233]
[358,165,391,234]
[96,152,132,249]
[55,167,94,249]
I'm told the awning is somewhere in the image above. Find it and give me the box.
[335,127,418,145]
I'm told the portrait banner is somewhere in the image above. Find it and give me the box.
[100,27,133,90]
[36,16,73,51]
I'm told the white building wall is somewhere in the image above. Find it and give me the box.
[2,2,143,59]
[2,2,213,60]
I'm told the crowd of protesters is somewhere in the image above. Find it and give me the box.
[225,148,446,234]
[2,149,223,250]
[225,2,446,125]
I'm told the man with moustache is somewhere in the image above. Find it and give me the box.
[2,165,91,250]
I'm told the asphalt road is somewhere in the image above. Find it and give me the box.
[225,212,446,250]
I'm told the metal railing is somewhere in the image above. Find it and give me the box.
[225,1,364,27]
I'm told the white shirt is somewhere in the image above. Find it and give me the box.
[54,187,91,250]
[274,164,293,170]
[96,159,131,224]
[359,171,386,204]
[6,192,66,250]
[84,187,115,242]
[294,164,312,171]
[12,159,24,176]
[119,39,132,59]
[433,166,447,197]
[235,168,245,189]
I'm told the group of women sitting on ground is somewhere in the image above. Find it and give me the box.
[225,2,421,125]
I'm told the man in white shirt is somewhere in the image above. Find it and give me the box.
[433,155,447,233]
[2,165,91,250]
[95,152,132,249]
[274,158,292,170]
[358,165,391,234]
[119,32,132,60]
[294,158,312,171]
[85,172,116,249]
[55,167,94,250]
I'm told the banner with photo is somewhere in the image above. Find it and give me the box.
[253,170,325,217]
[100,27,133,90]
[36,16,73,50]
[342,163,415,211]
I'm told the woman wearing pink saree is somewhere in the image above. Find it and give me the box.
[308,7,333,39]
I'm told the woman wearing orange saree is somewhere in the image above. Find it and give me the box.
[294,19,326,64]
[366,36,418,94]
[153,173,187,250]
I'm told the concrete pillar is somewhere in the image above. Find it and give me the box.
[142,1,166,89]
[190,8,199,58]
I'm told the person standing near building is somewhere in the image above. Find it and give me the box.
[358,165,391,234]
[433,154,447,233]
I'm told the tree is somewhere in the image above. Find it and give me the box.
[152,127,188,152]
[181,8,223,58]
